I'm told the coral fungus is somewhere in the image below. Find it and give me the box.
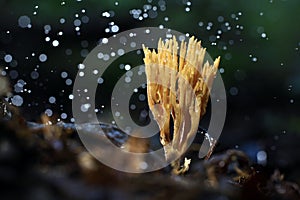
[143,36,220,169]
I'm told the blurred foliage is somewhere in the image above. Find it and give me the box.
[0,0,299,143]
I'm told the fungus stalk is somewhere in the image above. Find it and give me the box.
[143,36,220,173]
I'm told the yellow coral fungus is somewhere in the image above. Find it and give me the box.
[143,36,220,165]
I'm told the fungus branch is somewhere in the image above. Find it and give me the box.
[143,36,220,173]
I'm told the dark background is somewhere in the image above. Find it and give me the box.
[0,0,299,183]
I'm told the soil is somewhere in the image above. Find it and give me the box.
[0,102,300,200]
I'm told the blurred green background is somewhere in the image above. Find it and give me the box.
[0,0,299,177]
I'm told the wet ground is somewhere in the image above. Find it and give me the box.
[0,100,300,200]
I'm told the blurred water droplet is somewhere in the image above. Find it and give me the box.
[65,79,72,85]
[45,109,53,117]
[60,18,66,24]
[61,71,68,78]
[11,95,23,106]
[74,19,81,26]
[229,87,238,96]
[125,76,131,83]
[102,11,111,18]
[111,25,119,33]
[115,111,120,117]
[30,71,39,79]
[18,16,31,28]
[139,94,146,101]
[44,25,51,34]
[52,40,59,47]
[257,150,267,165]
[81,103,91,112]
[125,64,131,71]
[61,113,67,119]
[102,38,108,44]
[97,77,104,84]
[130,104,136,110]
[78,63,85,69]
[49,96,56,104]
[4,54,12,63]
[39,54,47,62]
